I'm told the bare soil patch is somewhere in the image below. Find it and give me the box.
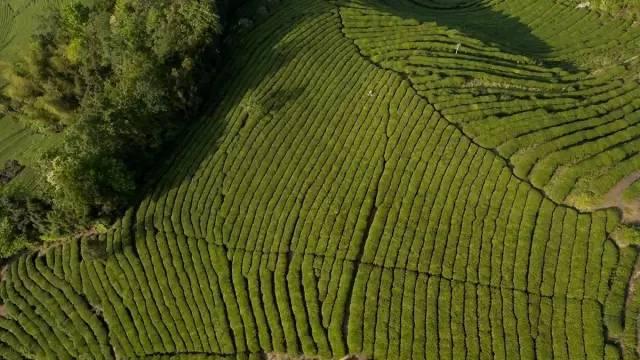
[597,170,640,224]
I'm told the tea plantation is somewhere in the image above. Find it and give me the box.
[1,0,640,359]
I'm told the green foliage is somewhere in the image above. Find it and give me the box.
[0,2,95,132]
[43,139,136,220]
[0,0,223,241]
[0,217,28,258]
[0,195,52,258]
[577,0,640,21]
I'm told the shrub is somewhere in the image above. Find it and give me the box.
[0,195,53,259]
[0,218,28,259]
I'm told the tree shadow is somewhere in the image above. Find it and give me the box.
[138,3,313,215]
[367,0,579,71]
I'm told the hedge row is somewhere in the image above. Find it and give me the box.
[0,0,638,358]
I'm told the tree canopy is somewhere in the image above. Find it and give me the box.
[0,0,223,258]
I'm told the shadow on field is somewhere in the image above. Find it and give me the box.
[139,3,312,218]
[367,0,579,71]
[137,0,579,234]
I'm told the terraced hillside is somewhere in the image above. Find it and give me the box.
[1,0,640,359]
[341,0,640,212]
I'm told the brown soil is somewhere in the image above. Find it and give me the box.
[597,170,640,224]
[0,304,6,318]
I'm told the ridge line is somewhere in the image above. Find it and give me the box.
[331,2,595,216]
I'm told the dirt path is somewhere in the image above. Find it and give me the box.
[597,170,640,224]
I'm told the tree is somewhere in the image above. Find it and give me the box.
[0,217,28,259]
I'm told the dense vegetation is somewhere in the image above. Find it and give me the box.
[0,0,639,359]
[0,0,222,255]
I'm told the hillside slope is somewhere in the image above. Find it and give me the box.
[1,0,640,359]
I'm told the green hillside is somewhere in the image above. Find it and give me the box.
[0,0,640,359]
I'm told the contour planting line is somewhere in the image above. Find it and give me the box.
[128,225,602,305]
[331,2,610,217]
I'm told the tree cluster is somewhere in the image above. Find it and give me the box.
[0,0,223,257]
